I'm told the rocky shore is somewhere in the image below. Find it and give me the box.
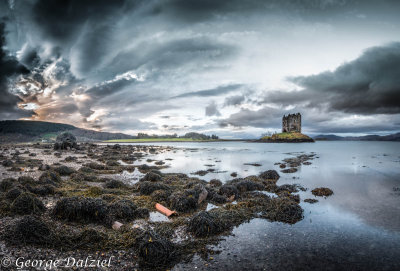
[0,135,331,270]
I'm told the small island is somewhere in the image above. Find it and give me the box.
[258,113,314,143]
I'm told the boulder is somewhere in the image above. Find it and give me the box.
[54,132,78,150]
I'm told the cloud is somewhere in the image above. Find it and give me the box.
[205,101,221,116]
[219,106,281,128]
[32,0,128,43]
[224,95,245,106]
[264,42,400,114]
[173,84,242,99]
[0,22,32,119]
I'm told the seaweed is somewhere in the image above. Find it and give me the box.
[11,192,46,215]
[135,230,177,268]
[233,179,264,193]
[311,187,333,197]
[5,215,53,246]
[259,170,280,180]
[168,190,198,213]
[52,197,109,225]
[140,172,162,182]
[304,198,318,204]
[151,189,172,204]
[39,170,61,185]
[54,165,76,176]
[219,185,239,200]
[6,187,24,200]
[261,197,303,224]
[27,184,56,196]
[187,211,223,237]
[208,179,222,187]
[0,178,15,192]
[140,181,170,195]
[108,199,138,222]
[104,179,127,189]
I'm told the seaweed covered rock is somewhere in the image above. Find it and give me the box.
[0,178,15,192]
[209,179,222,187]
[70,172,98,183]
[219,184,239,200]
[39,171,61,185]
[52,197,109,224]
[168,190,198,213]
[187,211,223,237]
[11,192,46,215]
[304,198,318,204]
[151,189,172,203]
[6,187,23,200]
[2,159,13,167]
[135,230,176,268]
[134,208,150,219]
[54,165,76,176]
[28,184,56,196]
[73,228,106,250]
[54,132,78,150]
[140,181,170,195]
[276,184,300,193]
[312,187,333,197]
[140,172,162,182]
[104,179,126,189]
[207,190,227,204]
[5,215,53,246]
[108,200,138,222]
[259,170,280,181]
[85,162,106,170]
[262,197,303,224]
[17,176,36,186]
[106,160,120,167]
[234,179,264,193]
[281,168,298,173]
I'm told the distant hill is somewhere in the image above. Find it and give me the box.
[313,133,400,141]
[0,120,135,143]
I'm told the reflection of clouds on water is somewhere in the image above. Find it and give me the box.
[132,141,400,233]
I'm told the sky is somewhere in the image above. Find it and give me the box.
[0,0,399,138]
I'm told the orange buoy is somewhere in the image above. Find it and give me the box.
[155,203,177,217]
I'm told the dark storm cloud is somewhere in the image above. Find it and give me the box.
[0,22,32,119]
[262,42,400,114]
[31,0,130,42]
[152,0,380,23]
[173,84,242,99]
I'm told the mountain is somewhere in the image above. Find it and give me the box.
[313,133,400,141]
[0,120,135,143]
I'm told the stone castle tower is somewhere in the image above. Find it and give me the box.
[282,113,301,133]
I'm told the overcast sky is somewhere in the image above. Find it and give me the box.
[1,0,399,138]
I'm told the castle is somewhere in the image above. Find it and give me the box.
[282,113,301,133]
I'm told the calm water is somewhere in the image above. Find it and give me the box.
[121,141,400,270]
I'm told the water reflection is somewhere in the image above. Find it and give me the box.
[118,141,400,270]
